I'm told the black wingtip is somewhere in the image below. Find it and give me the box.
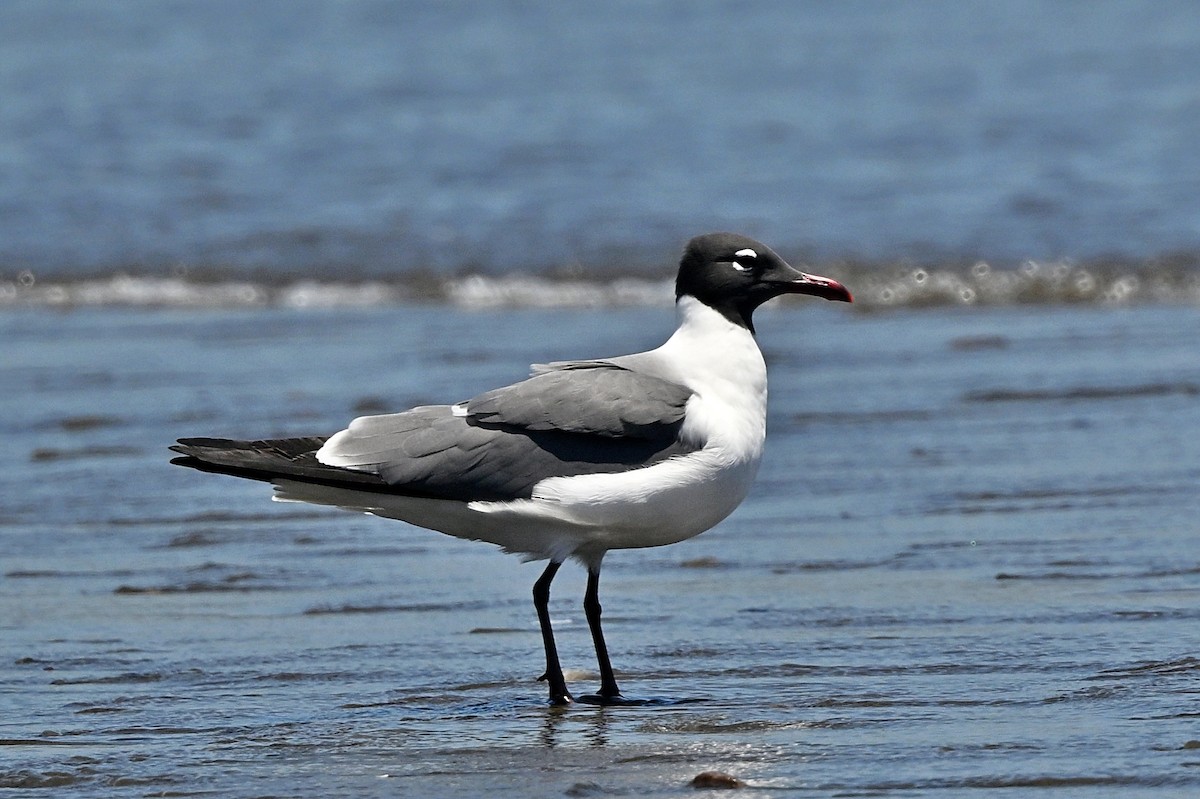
[167,434,393,490]
[169,453,250,479]
[169,438,233,460]
[172,436,233,449]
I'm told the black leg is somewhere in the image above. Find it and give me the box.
[583,567,622,700]
[533,560,572,705]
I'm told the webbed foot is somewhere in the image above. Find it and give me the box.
[576,692,661,707]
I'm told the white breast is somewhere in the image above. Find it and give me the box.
[653,296,768,458]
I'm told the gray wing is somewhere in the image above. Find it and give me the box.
[466,362,691,440]
[310,364,696,500]
[172,364,695,501]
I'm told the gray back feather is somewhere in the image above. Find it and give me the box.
[467,362,690,440]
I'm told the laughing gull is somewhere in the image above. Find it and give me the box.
[170,232,852,705]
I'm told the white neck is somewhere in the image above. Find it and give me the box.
[653,296,768,454]
[659,294,764,372]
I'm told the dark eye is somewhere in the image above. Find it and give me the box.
[731,248,758,272]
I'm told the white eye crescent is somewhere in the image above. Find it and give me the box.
[732,248,758,271]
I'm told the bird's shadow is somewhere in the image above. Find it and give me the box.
[574,694,706,708]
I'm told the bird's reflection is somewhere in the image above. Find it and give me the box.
[538,702,612,748]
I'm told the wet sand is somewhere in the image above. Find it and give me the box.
[3,303,1199,796]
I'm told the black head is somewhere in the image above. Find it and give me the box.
[674,232,852,332]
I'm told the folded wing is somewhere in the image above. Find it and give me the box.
[173,363,696,502]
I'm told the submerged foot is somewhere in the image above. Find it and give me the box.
[576,692,659,707]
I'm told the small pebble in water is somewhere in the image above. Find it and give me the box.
[690,771,743,789]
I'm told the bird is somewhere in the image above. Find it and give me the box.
[170,232,852,705]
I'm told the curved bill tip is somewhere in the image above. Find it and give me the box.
[789,271,853,303]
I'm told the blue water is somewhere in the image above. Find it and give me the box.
[2,0,1200,277]
[4,3,1200,795]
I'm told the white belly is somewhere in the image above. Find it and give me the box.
[474,443,761,552]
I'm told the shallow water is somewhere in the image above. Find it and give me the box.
[3,302,1198,796]
[3,1,1200,275]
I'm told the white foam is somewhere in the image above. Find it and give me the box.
[2,262,1198,311]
